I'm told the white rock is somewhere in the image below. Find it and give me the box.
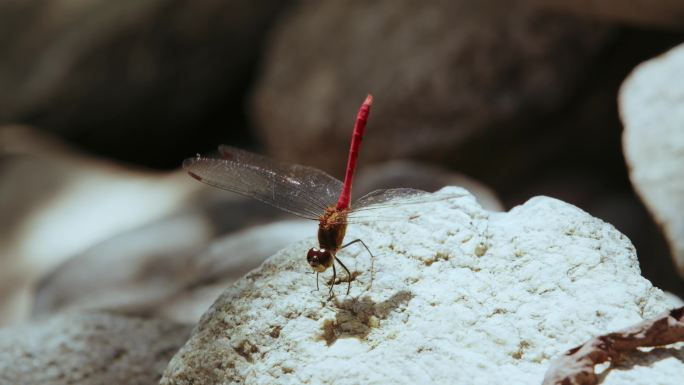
[0,312,190,385]
[32,206,312,325]
[160,187,681,385]
[620,43,684,279]
[157,219,315,323]
[0,125,200,325]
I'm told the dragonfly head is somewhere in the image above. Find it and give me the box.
[307,247,332,272]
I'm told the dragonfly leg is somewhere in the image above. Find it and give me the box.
[328,261,337,299]
[334,256,352,295]
[340,238,375,290]
[310,274,321,296]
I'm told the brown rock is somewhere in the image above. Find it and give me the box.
[529,0,684,30]
[0,0,289,167]
[353,160,503,211]
[252,0,611,176]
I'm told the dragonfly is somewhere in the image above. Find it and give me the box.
[183,95,460,297]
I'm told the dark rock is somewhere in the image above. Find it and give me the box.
[529,0,684,30]
[353,160,502,211]
[0,0,289,168]
[252,0,612,177]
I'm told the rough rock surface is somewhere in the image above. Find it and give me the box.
[0,312,190,385]
[621,43,684,278]
[252,0,610,174]
[160,187,681,385]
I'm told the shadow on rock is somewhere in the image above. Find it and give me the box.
[320,290,413,346]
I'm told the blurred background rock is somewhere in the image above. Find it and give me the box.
[1,0,683,363]
[0,0,289,168]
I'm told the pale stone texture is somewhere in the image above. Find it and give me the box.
[160,187,682,385]
[621,43,684,279]
[0,312,190,385]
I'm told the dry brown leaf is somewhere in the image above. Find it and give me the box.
[542,306,684,385]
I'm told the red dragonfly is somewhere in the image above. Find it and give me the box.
[183,95,457,297]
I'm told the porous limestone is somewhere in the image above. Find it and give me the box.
[161,187,682,385]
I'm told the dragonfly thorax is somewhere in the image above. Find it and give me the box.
[317,208,348,252]
[319,207,347,228]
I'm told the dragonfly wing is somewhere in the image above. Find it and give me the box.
[183,145,342,220]
[343,188,467,223]
[352,188,433,209]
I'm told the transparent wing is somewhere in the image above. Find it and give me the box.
[353,188,433,209]
[183,145,342,220]
[341,188,467,224]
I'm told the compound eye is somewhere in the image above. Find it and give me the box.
[307,248,320,264]
[306,248,330,272]
[307,248,319,261]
